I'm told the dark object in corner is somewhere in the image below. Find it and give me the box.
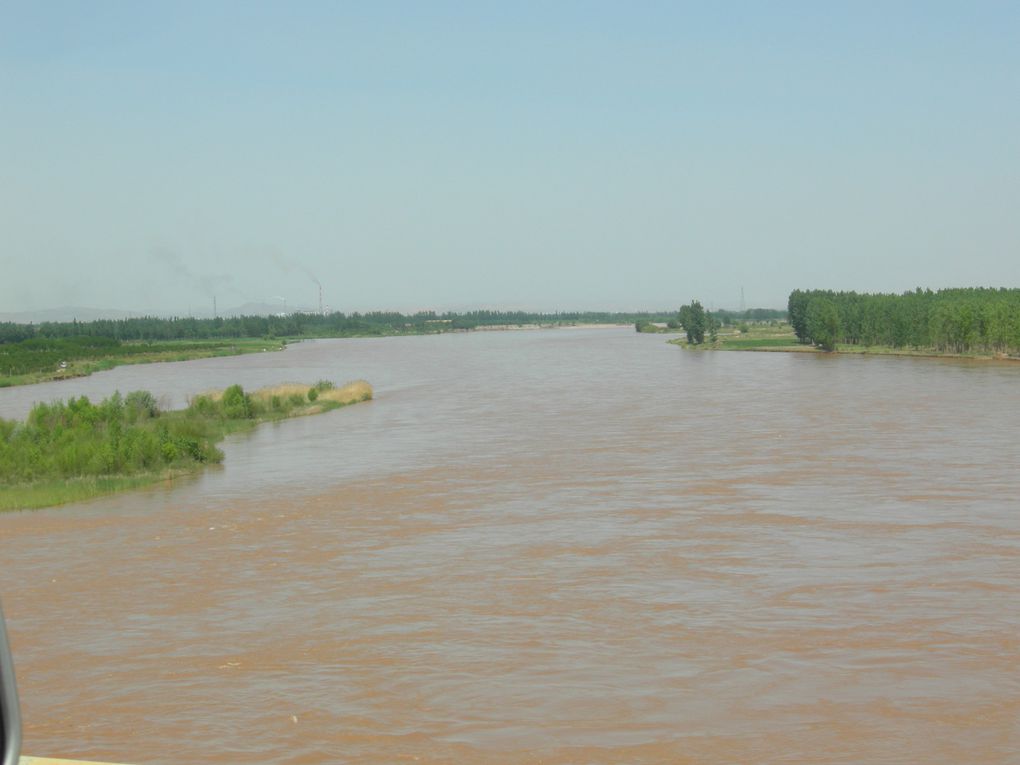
[0,599,20,765]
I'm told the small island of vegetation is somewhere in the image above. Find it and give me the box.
[0,379,372,511]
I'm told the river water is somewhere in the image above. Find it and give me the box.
[0,328,1018,764]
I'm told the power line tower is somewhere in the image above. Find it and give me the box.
[740,286,746,314]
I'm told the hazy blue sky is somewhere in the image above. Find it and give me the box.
[2,1,1018,315]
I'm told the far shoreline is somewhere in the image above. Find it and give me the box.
[464,322,631,332]
[670,336,1020,363]
[744,345,1020,362]
[0,322,635,390]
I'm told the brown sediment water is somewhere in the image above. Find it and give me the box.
[0,328,1018,764]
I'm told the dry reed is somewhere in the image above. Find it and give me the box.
[319,380,373,404]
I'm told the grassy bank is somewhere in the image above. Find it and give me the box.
[669,323,802,350]
[0,475,175,511]
[0,380,372,511]
[669,323,1020,360]
[0,338,285,388]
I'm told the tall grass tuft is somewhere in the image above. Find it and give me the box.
[319,380,373,404]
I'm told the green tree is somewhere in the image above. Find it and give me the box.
[788,289,811,342]
[706,311,719,344]
[806,297,841,351]
[221,384,253,419]
[678,300,707,344]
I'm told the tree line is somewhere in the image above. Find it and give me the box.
[788,288,1020,353]
[0,310,682,378]
[1,309,678,344]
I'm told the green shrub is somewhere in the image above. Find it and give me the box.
[221,384,251,419]
[125,390,159,421]
[1,380,368,508]
[188,395,218,417]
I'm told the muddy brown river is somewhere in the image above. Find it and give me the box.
[1,328,1018,764]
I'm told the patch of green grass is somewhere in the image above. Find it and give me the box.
[0,474,186,512]
[670,322,808,351]
[719,336,802,349]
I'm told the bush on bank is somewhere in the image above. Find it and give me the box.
[0,380,372,507]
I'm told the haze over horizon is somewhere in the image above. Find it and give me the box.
[2,2,1018,317]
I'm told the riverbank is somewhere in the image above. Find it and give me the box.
[0,338,286,388]
[733,344,1020,361]
[668,323,799,350]
[669,325,1020,361]
[0,321,642,389]
[0,380,372,512]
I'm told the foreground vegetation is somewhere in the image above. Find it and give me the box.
[0,380,372,511]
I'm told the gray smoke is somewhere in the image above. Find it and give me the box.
[271,250,320,289]
[151,246,244,299]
